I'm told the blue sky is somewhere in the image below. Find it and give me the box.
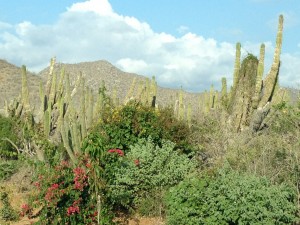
[0,0,299,92]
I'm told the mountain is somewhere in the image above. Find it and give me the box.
[0,59,41,111]
[38,60,203,109]
[1,59,203,115]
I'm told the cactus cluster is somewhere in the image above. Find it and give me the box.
[226,15,284,132]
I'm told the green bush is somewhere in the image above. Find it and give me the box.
[86,101,193,159]
[109,137,197,214]
[0,192,18,222]
[166,168,299,225]
[0,115,18,159]
[0,159,21,181]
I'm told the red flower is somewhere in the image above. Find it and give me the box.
[34,181,40,189]
[107,149,124,156]
[51,183,59,190]
[20,203,32,217]
[73,167,88,191]
[67,205,80,216]
[134,159,140,166]
[67,199,81,216]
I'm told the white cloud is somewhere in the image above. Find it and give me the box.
[0,0,298,92]
[280,53,300,88]
[177,25,189,34]
[68,0,114,16]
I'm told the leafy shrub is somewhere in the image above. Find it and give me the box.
[27,157,114,225]
[86,101,193,159]
[270,101,300,134]
[0,115,18,159]
[166,168,299,225]
[110,137,197,214]
[0,159,21,181]
[0,192,18,221]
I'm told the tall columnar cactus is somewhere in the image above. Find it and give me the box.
[258,14,283,108]
[178,87,185,120]
[252,44,265,109]
[150,76,157,107]
[228,15,284,132]
[21,66,30,113]
[209,84,215,109]
[221,77,228,108]
[232,42,241,92]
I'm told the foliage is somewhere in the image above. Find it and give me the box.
[270,101,300,134]
[225,101,300,186]
[0,159,21,181]
[0,115,18,159]
[86,101,193,159]
[165,167,299,225]
[26,157,114,225]
[109,137,197,214]
[0,192,18,221]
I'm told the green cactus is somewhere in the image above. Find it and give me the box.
[232,42,241,91]
[178,87,184,120]
[228,15,284,132]
[252,44,265,109]
[221,77,228,108]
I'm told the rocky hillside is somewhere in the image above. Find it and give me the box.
[38,60,204,110]
[0,60,41,111]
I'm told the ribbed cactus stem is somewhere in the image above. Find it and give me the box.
[21,65,30,112]
[253,43,265,109]
[178,87,184,120]
[46,57,56,96]
[209,84,215,109]
[61,116,78,165]
[86,88,93,130]
[71,122,81,154]
[204,90,210,113]
[57,67,65,96]
[259,15,283,108]
[187,103,192,128]
[49,72,57,108]
[125,77,136,104]
[94,80,106,120]
[232,43,241,91]
[65,73,71,104]
[80,77,87,139]
[145,78,151,105]
[151,76,157,107]
[44,110,50,138]
[221,77,228,108]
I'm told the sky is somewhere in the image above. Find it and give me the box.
[0,0,299,92]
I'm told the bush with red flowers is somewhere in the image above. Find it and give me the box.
[24,157,114,225]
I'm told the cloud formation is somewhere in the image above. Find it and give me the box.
[0,0,298,92]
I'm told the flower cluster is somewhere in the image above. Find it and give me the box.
[134,159,140,166]
[73,167,88,191]
[67,199,81,216]
[44,183,61,206]
[107,148,124,156]
[20,203,32,217]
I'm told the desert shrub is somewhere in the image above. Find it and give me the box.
[0,159,21,181]
[225,101,300,186]
[0,192,18,222]
[166,167,299,225]
[269,101,300,134]
[86,101,193,158]
[27,157,114,225]
[0,115,18,159]
[109,137,197,215]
